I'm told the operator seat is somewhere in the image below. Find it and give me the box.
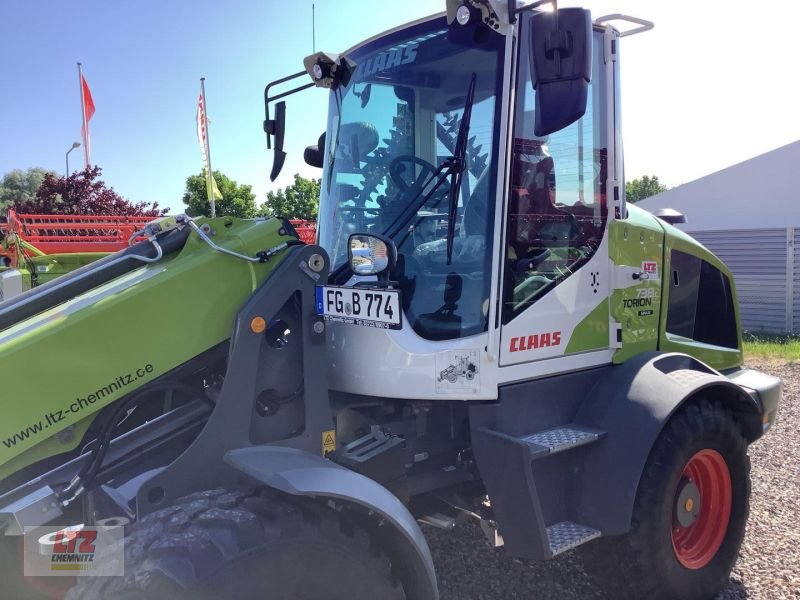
[411,166,491,341]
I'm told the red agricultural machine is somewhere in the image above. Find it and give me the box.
[0,211,316,300]
[0,211,154,267]
[0,211,156,300]
[288,219,317,244]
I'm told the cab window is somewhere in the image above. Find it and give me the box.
[666,250,738,349]
[502,28,607,323]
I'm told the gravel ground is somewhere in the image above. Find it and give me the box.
[426,360,800,600]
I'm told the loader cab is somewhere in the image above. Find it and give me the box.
[317,18,507,341]
[293,5,624,399]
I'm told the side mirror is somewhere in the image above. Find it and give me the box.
[355,83,372,109]
[529,8,592,137]
[304,132,326,168]
[348,233,397,279]
[265,101,287,181]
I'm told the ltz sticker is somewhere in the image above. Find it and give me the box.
[641,261,658,278]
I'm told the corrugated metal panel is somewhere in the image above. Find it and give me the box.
[794,228,799,333]
[689,229,789,333]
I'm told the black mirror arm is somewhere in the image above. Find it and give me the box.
[263,71,314,149]
[509,0,557,24]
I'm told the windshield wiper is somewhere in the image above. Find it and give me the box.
[331,74,478,284]
[382,74,478,252]
[382,162,452,240]
[444,73,477,265]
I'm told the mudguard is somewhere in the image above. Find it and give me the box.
[572,351,762,534]
[470,351,767,558]
[226,445,439,600]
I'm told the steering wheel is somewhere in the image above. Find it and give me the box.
[389,155,439,195]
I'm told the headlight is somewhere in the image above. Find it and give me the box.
[456,4,472,25]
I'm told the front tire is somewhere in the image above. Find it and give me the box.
[580,399,750,600]
[68,489,406,600]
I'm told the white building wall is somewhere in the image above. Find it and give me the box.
[636,141,800,334]
[690,229,791,333]
[637,141,800,231]
[794,228,800,333]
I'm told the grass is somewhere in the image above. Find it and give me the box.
[742,332,800,362]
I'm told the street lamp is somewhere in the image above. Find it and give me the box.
[66,142,80,175]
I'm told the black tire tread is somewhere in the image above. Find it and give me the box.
[579,398,751,600]
[68,488,405,600]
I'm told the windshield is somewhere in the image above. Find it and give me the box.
[318,17,506,341]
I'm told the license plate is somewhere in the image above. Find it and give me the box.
[315,286,402,330]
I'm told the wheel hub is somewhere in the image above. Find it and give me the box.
[670,449,733,570]
[674,480,701,527]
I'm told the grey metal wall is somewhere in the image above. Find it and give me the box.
[794,228,800,333]
[689,228,795,334]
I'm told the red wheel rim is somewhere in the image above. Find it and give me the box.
[671,449,732,569]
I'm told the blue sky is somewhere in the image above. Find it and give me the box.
[1,1,798,213]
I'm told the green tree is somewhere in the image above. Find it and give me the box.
[260,174,320,220]
[0,167,56,212]
[626,175,668,203]
[182,170,257,218]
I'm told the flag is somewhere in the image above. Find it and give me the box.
[80,73,95,165]
[196,93,222,203]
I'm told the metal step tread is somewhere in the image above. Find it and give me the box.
[523,425,604,457]
[547,521,601,556]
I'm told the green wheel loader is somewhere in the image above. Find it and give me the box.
[0,3,782,599]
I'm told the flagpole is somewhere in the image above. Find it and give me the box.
[200,77,216,218]
[77,63,90,167]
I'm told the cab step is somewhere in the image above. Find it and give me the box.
[523,425,605,459]
[546,521,601,556]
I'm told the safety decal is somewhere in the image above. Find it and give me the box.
[435,350,480,394]
[322,429,337,456]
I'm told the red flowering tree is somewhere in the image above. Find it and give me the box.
[12,166,166,216]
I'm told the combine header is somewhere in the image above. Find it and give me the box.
[0,211,156,301]
[288,219,317,244]
[1,210,154,266]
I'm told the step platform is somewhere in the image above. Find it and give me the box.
[523,425,604,459]
[546,521,601,556]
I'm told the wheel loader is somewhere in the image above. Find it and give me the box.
[0,2,783,599]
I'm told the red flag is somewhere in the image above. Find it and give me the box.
[81,75,95,122]
[80,73,95,165]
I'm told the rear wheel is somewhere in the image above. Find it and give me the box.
[68,488,406,600]
[579,399,750,600]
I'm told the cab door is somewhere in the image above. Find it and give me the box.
[498,24,612,371]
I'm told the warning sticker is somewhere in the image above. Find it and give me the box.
[322,430,336,455]
[435,349,480,394]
